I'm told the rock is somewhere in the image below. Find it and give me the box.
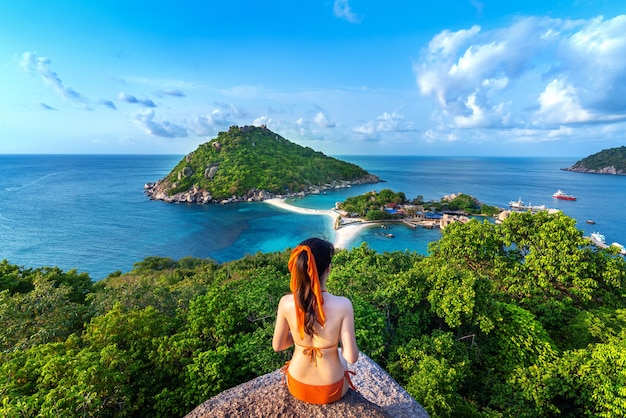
[562,164,625,175]
[179,166,194,180]
[184,352,429,418]
[145,175,382,206]
[205,165,219,179]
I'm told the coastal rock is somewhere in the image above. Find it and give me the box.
[144,176,381,205]
[185,352,428,418]
[562,164,624,175]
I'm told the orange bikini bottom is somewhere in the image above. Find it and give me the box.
[284,367,356,404]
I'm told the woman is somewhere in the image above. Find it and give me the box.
[272,237,359,404]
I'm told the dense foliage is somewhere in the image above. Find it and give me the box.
[2,212,626,417]
[158,125,373,199]
[339,189,500,220]
[338,188,406,219]
[569,145,626,173]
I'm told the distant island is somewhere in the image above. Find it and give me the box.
[145,125,381,204]
[562,146,626,175]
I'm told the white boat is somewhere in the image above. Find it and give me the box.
[509,198,546,212]
[509,198,524,209]
[591,232,606,244]
[610,242,626,255]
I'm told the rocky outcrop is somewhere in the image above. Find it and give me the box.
[185,352,429,418]
[562,164,625,175]
[144,174,382,205]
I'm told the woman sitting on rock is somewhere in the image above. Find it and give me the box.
[272,237,359,404]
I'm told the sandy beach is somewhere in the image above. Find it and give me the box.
[264,198,374,249]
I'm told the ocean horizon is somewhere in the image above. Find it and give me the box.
[1,154,625,280]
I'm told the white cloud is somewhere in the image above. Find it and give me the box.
[253,116,272,126]
[414,15,626,135]
[314,111,336,128]
[190,103,249,136]
[535,78,591,124]
[20,51,91,109]
[134,109,187,138]
[352,111,415,140]
[333,0,361,24]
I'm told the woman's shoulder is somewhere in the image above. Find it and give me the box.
[326,293,353,310]
[278,293,295,309]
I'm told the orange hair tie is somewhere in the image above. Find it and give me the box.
[288,245,326,339]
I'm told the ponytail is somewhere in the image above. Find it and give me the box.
[288,238,334,338]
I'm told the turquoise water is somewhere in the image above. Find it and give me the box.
[1,155,624,280]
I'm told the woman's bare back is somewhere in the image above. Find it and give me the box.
[273,292,358,385]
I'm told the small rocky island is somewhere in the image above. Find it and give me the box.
[145,125,381,204]
[562,145,626,175]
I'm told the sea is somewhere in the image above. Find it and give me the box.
[1,154,625,281]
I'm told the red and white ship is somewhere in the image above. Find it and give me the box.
[552,189,577,201]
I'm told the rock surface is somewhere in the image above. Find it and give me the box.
[562,164,625,175]
[185,352,429,418]
[145,175,382,205]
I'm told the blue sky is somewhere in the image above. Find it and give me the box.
[1,1,625,157]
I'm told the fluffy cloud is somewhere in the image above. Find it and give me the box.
[415,15,626,131]
[353,112,415,138]
[314,111,336,128]
[134,109,187,138]
[20,51,91,109]
[190,103,249,136]
[535,78,591,124]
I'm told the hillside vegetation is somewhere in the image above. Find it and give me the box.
[2,211,626,417]
[338,189,500,220]
[563,145,626,175]
[145,125,379,202]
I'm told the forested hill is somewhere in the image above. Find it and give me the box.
[562,145,626,175]
[145,125,380,203]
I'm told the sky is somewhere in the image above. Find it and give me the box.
[1,1,626,157]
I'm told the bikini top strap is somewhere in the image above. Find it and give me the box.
[294,341,338,367]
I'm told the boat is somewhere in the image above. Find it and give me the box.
[508,198,547,212]
[591,232,606,244]
[610,242,626,255]
[586,219,596,224]
[509,198,524,209]
[552,189,577,200]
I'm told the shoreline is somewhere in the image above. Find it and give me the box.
[264,198,375,249]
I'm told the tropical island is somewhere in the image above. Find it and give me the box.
[145,125,381,204]
[267,188,511,250]
[562,145,626,175]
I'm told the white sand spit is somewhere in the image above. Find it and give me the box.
[264,198,374,249]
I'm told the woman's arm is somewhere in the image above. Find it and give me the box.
[272,296,294,352]
[339,299,359,364]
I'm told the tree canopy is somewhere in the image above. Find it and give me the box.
[1,212,626,417]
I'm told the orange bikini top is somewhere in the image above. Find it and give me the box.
[294,341,338,367]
